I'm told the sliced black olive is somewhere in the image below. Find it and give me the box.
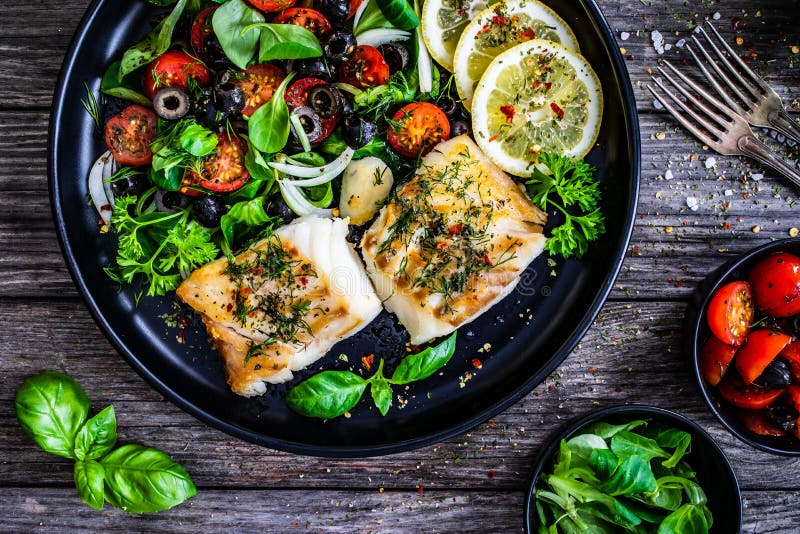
[765,404,799,431]
[318,0,350,23]
[193,88,226,129]
[323,30,357,63]
[193,195,228,227]
[203,35,231,71]
[110,172,149,198]
[307,85,342,120]
[215,82,246,115]
[102,96,131,127]
[155,190,192,213]
[339,92,355,116]
[437,96,459,118]
[378,43,410,74]
[450,119,470,137]
[753,357,792,389]
[153,87,191,121]
[266,197,296,220]
[293,57,334,80]
[290,106,324,144]
[342,113,377,149]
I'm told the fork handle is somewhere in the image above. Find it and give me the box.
[738,135,800,189]
[768,109,800,145]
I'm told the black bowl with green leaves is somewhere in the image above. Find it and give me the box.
[523,405,741,533]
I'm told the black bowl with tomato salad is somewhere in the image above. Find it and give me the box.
[687,238,800,456]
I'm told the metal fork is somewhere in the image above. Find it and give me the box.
[688,22,800,144]
[648,62,800,189]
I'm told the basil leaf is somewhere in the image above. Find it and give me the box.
[178,123,218,157]
[658,503,709,534]
[248,73,295,153]
[74,460,105,510]
[212,0,264,69]
[374,0,420,30]
[389,331,456,385]
[101,61,151,106]
[285,371,367,419]
[287,151,327,167]
[370,379,393,416]
[74,405,117,461]
[220,197,275,249]
[15,371,90,459]
[149,161,184,191]
[101,444,197,514]
[248,23,322,61]
[306,181,334,208]
[243,135,275,182]
[120,0,187,77]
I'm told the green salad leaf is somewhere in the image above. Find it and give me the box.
[212,0,264,69]
[101,61,151,106]
[244,23,323,61]
[120,0,187,77]
[220,197,278,249]
[248,72,295,153]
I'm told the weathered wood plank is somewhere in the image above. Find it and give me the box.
[0,487,793,532]
[2,299,799,492]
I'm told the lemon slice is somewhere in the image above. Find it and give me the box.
[453,0,578,110]
[471,39,603,175]
[421,0,494,72]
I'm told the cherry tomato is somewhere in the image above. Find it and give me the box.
[347,0,364,19]
[232,63,286,117]
[718,373,783,409]
[104,105,158,167]
[142,51,211,100]
[738,409,787,436]
[749,252,800,318]
[247,0,296,13]
[189,133,251,193]
[272,8,332,36]
[190,6,216,58]
[699,335,738,387]
[337,45,390,89]
[284,77,338,140]
[706,281,754,346]
[387,102,451,158]
[179,172,205,197]
[735,329,793,384]
[781,340,800,363]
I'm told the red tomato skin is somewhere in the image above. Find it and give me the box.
[387,102,451,158]
[718,373,783,409]
[706,281,754,346]
[143,51,211,100]
[284,77,327,109]
[735,329,793,384]
[192,134,251,193]
[233,63,286,117]
[190,7,216,57]
[104,105,158,167]
[781,340,800,364]
[337,45,390,88]
[699,336,738,387]
[272,8,332,36]
[738,409,787,436]
[347,0,364,19]
[749,252,800,317]
[784,385,800,412]
[248,0,296,13]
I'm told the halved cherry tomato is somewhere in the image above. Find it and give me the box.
[272,8,332,36]
[735,329,793,384]
[739,409,787,436]
[285,77,327,109]
[337,45,390,89]
[232,63,286,117]
[706,281,754,346]
[104,105,158,167]
[749,252,800,318]
[189,133,250,193]
[781,340,800,363]
[718,373,783,409]
[699,335,738,387]
[347,0,364,19]
[190,6,217,59]
[387,102,450,158]
[142,50,211,100]
[785,385,800,411]
[247,0,296,13]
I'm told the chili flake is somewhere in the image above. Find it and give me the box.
[500,105,515,124]
[550,102,564,120]
[362,354,374,370]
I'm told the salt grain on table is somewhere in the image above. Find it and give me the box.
[752,173,764,181]
[705,157,716,169]
[686,197,699,211]
[620,31,630,40]
[651,30,665,54]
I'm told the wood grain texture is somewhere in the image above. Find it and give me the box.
[2,0,800,531]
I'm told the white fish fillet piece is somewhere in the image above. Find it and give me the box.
[361,135,547,344]
[177,215,382,396]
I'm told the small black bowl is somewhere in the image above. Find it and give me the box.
[523,405,741,533]
[686,238,800,456]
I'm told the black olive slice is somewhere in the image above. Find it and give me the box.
[153,87,190,121]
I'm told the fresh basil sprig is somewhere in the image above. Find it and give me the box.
[248,72,296,154]
[15,371,196,513]
[120,0,187,78]
[286,332,457,418]
[212,0,264,69]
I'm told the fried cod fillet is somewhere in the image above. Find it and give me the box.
[360,135,547,344]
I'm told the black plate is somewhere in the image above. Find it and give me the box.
[685,238,800,456]
[523,405,742,533]
[49,0,640,456]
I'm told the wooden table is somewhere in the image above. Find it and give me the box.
[2,0,799,531]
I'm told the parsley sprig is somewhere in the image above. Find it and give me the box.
[105,195,218,300]
[525,153,606,259]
